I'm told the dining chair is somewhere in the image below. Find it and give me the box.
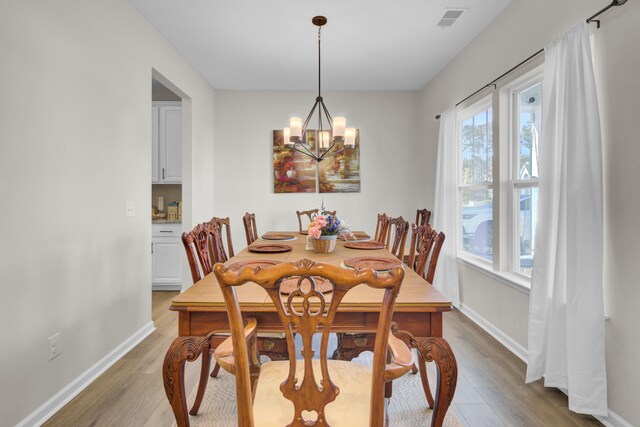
[210,216,234,261]
[324,209,337,216]
[334,223,446,409]
[373,213,390,243]
[182,223,220,284]
[405,209,432,265]
[416,208,432,227]
[181,222,227,413]
[407,223,446,284]
[385,216,410,260]
[211,259,413,427]
[242,212,258,246]
[295,209,318,233]
[182,222,290,416]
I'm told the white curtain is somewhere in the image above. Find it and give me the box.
[432,108,460,307]
[526,23,607,416]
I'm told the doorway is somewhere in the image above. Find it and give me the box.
[151,76,184,291]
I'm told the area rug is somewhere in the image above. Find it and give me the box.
[180,351,463,427]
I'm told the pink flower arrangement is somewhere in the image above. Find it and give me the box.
[307,213,343,239]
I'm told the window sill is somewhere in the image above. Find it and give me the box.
[457,256,531,295]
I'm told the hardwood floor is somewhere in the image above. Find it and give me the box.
[45,291,601,427]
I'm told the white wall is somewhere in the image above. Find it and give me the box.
[418,0,640,424]
[0,1,214,425]
[213,91,425,251]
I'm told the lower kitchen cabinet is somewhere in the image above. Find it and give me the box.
[152,224,182,290]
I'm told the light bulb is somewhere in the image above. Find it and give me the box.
[319,131,331,149]
[333,117,346,141]
[289,118,302,141]
[344,128,356,147]
[283,127,293,146]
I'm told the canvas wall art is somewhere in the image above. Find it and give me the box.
[273,129,361,193]
[318,129,360,193]
[273,130,316,193]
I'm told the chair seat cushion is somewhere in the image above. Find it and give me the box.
[253,360,372,427]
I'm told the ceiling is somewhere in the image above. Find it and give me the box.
[131,0,512,91]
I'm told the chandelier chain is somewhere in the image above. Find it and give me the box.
[318,26,322,98]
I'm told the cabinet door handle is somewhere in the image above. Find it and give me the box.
[162,168,165,179]
[159,230,172,233]
[151,242,154,254]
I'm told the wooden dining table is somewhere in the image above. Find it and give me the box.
[163,232,458,427]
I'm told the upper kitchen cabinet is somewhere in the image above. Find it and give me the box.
[152,102,182,183]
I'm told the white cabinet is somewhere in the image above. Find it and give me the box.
[152,102,182,183]
[152,224,182,290]
[152,106,159,182]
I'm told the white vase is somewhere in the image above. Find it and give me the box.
[286,169,296,178]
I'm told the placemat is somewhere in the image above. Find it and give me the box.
[344,241,386,250]
[343,256,403,271]
[247,243,293,253]
[261,233,296,241]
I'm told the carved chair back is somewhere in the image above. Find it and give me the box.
[182,223,223,284]
[385,216,410,260]
[323,209,337,217]
[296,209,319,233]
[213,260,405,427]
[407,223,446,284]
[242,212,258,246]
[210,216,234,261]
[374,213,390,243]
[416,209,432,227]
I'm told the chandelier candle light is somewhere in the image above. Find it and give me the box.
[283,16,357,162]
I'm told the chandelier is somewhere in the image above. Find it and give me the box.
[283,16,356,162]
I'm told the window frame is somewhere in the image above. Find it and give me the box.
[507,73,542,279]
[456,96,494,267]
[454,62,544,289]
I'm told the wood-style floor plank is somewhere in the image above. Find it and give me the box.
[45,292,601,426]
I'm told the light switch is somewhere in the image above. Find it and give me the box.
[125,200,135,217]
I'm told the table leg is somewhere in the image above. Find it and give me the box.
[411,337,457,427]
[163,335,212,427]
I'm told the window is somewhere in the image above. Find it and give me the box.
[458,99,493,262]
[456,67,542,283]
[511,79,541,276]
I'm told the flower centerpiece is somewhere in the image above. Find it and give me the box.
[308,211,348,253]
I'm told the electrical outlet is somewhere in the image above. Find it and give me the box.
[48,333,61,361]
[125,200,135,217]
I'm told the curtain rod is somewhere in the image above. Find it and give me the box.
[435,0,626,120]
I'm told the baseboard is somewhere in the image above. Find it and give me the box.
[458,304,634,427]
[595,409,633,427]
[458,303,528,363]
[16,321,155,427]
[152,284,182,291]
[556,389,633,427]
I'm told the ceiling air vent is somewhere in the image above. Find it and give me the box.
[437,9,465,27]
